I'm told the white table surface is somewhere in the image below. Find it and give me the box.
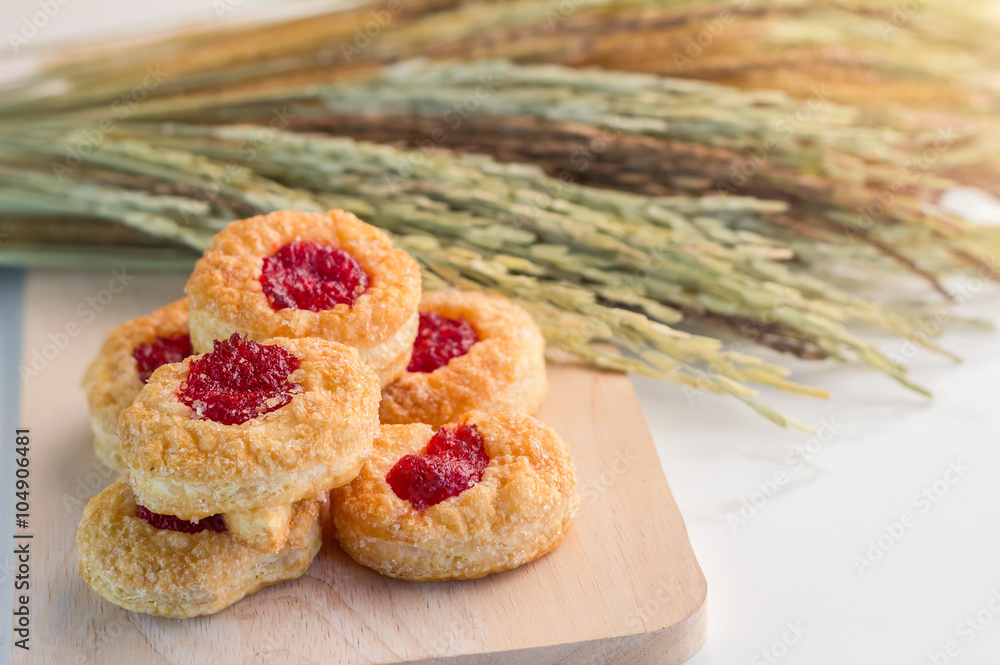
[3,3,1000,663]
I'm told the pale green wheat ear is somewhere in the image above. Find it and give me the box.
[4,10,998,425]
[0,122,954,426]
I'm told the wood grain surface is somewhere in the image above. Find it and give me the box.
[13,271,706,665]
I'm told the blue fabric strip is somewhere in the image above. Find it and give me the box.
[0,268,25,661]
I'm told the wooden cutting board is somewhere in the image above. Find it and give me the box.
[13,271,706,665]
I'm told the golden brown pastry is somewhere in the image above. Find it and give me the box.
[119,334,380,521]
[222,504,295,553]
[82,298,193,472]
[185,209,421,386]
[77,477,320,618]
[379,291,547,428]
[330,410,580,581]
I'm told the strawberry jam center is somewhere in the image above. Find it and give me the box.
[407,312,479,373]
[177,333,301,426]
[133,333,193,383]
[260,240,369,311]
[136,505,227,534]
[386,423,489,511]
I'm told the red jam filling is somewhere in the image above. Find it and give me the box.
[260,240,369,311]
[133,333,193,383]
[177,334,301,426]
[407,312,479,373]
[136,505,227,533]
[386,423,489,511]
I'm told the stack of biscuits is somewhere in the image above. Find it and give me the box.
[78,209,579,618]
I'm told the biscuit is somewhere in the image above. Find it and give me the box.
[185,209,421,386]
[222,503,296,552]
[380,291,547,428]
[331,410,580,581]
[120,334,380,520]
[77,477,320,618]
[82,298,192,472]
